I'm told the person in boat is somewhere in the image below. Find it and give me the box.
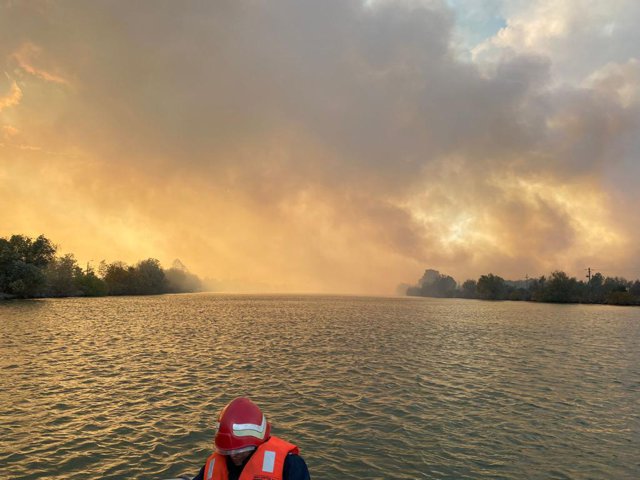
[192,397,310,480]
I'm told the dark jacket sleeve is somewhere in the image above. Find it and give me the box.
[283,453,311,480]
[191,465,205,480]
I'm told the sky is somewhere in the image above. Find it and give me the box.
[1,0,639,294]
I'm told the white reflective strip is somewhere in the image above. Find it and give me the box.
[233,415,267,438]
[205,458,215,480]
[262,450,276,473]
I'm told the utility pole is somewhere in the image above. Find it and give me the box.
[585,267,593,303]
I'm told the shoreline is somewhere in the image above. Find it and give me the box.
[406,293,640,307]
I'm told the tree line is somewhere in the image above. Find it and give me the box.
[0,234,202,299]
[406,269,640,306]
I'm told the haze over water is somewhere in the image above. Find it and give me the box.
[1,294,638,479]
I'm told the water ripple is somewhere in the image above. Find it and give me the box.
[1,295,639,479]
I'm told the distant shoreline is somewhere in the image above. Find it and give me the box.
[1,234,203,300]
[404,269,640,307]
[406,293,639,307]
[0,291,204,301]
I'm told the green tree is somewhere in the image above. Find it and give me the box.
[629,281,640,304]
[587,272,605,303]
[101,261,135,295]
[603,277,630,304]
[417,270,457,297]
[528,276,546,302]
[76,271,108,296]
[476,273,507,300]
[460,279,477,298]
[5,234,56,267]
[100,258,167,295]
[134,258,167,294]
[6,262,46,297]
[508,287,530,301]
[45,254,83,297]
[0,234,56,297]
[542,271,579,303]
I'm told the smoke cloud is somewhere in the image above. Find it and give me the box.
[1,0,638,293]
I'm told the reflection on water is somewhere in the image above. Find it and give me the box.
[1,295,639,479]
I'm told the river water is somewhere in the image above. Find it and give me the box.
[1,294,639,479]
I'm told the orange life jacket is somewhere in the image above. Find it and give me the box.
[203,436,299,480]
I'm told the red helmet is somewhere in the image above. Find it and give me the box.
[214,397,271,455]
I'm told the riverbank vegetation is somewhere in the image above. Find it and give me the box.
[405,269,640,306]
[0,234,202,299]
